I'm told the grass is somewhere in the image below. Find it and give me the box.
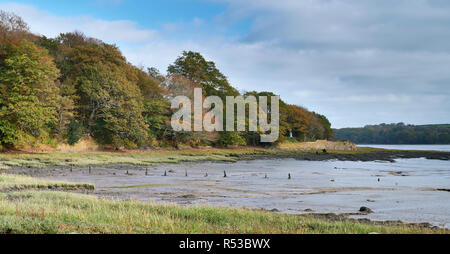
[0,174,94,192]
[1,145,447,234]
[0,191,446,234]
[0,148,274,170]
[0,146,408,170]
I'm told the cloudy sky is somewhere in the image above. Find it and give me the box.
[1,0,449,128]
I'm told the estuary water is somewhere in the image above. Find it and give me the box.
[33,147,450,228]
[358,144,450,152]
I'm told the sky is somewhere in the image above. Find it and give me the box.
[1,0,449,128]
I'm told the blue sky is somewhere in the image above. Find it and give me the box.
[22,0,249,32]
[1,0,450,128]
[10,0,224,24]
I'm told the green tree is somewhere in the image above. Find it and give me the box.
[74,62,148,148]
[0,40,60,149]
[315,113,333,140]
[55,37,149,148]
[168,51,239,97]
[143,100,171,140]
[218,131,246,147]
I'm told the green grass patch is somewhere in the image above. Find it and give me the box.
[1,146,444,170]
[0,174,94,192]
[0,191,446,234]
[0,148,272,169]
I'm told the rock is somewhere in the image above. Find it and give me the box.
[359,206,373,214]
[304,209,314,212]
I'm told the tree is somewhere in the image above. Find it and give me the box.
[218,131,246,147]
[0,40,60,149]
[74,62,148,148]
[0,10,31,47]
[315,113,333,140]
[147,67,165,82]
[143,100,171,140]
[167,51,239,98]
[286,105,310,140]
[132,66,165,100]
[60,39,149,148]
[1,12,337,149]
[334,123,450,144]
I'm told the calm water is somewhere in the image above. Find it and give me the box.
[43,155,450,228]
[358,144,450,152]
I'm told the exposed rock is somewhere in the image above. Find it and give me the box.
[359,206,373,214]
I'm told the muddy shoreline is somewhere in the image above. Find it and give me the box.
[3,149,450,230]
[300,212,438,229]
[242,150,450,162]
[7,149,450,177]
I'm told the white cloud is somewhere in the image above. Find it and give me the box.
[2,1,450,128]
[221,0,450,52]
[0,2,158,44]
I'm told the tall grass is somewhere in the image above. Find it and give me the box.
[0,148,273,169]
[0,174,94,191]
[0,146,396,170]
[0,191,445,234]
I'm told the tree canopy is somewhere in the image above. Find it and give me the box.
[334,123,450,144]
[0,39,60,149]
[168,51,239,98]
[0,11,334,150]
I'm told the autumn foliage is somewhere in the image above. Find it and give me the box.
[0,11,333,150]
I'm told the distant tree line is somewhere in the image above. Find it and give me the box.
[0,11,333,150]
[334,123,450,144]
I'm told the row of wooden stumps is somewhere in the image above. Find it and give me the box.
[76,165,141,176]
[159,170,293,179]
[161,170,226,177]
[80,166,294,179]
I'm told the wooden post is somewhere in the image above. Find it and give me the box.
[224,171,227,178]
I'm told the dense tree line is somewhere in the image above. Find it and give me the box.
[0,11,333,150]
[334,123,450,144]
